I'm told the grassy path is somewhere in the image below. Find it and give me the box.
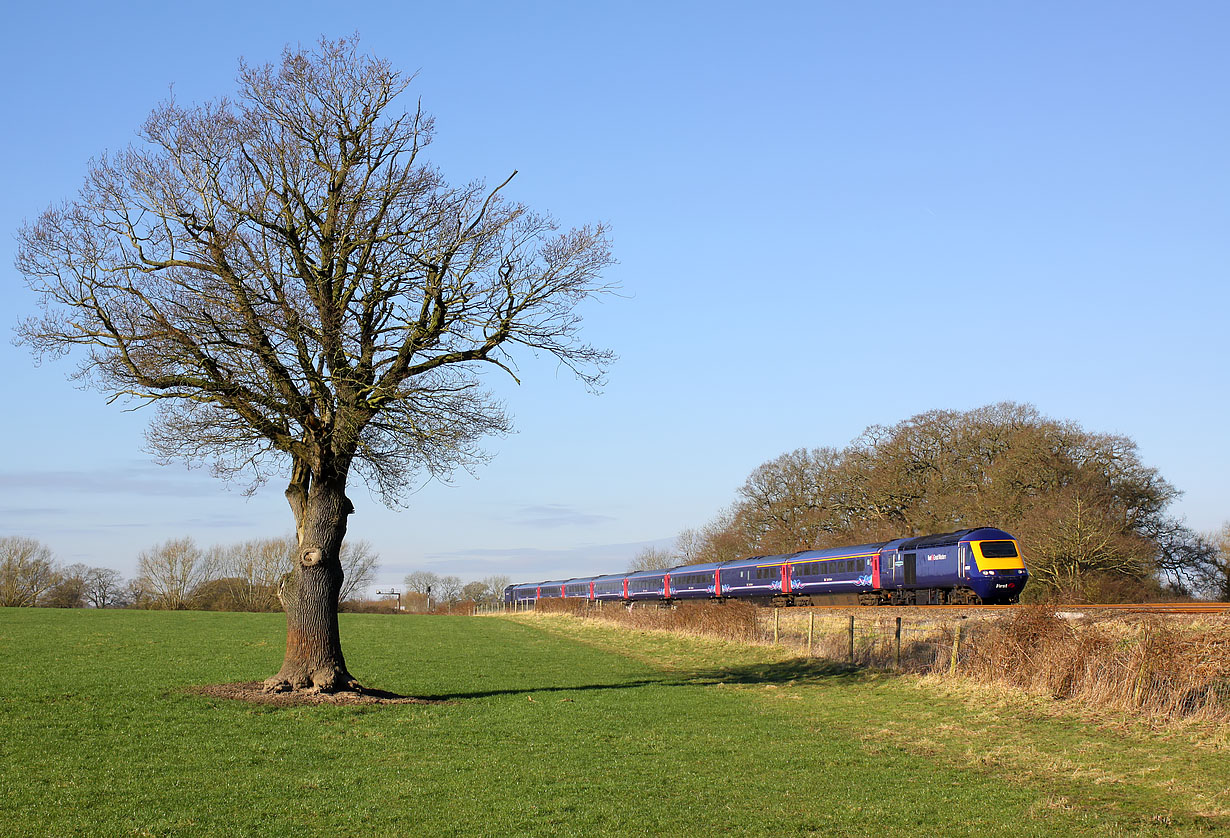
[0,609,1225,836]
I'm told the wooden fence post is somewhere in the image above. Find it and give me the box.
[807,611,815,656]
[895,616,902,671]
[773,607,780,644]
[949,623,962,674]
[848,615,855,664]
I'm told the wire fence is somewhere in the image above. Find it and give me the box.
[474,600,537,615]
[477,599,1230,720]
[476,598,979,673]
[756,609,974,672]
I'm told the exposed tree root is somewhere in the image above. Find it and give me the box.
[188,682,450,707]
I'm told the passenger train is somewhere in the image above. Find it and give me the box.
[504,527,1028,607]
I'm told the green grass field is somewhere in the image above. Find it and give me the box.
[1,609,1226,836]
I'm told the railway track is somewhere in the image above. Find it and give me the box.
[1053,602,1230,615]
[792,602,1230,615]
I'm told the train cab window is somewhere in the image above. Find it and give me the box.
[980,541,1019,558]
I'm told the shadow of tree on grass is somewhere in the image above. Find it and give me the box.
[418,656,885,702]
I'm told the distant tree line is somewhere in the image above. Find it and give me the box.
[659,403,1229,603]
[398,571,511,611]
[0,534,380,611]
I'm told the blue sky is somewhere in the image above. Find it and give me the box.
[2,1,1227,592]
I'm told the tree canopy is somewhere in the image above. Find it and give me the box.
[16,36,615,504]
[683,403,1215,601]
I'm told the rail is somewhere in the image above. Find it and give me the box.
[475,600,1230,617]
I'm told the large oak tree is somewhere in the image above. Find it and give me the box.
[15,38,615,692]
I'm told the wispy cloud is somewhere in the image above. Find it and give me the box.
[0,461,228,499]
[0,506,71,519]
[510,504,615,529]
[383,536,676,582]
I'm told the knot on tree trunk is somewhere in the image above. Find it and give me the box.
[300,547,323,567]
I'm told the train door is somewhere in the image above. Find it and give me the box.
[781,564,792,594]
[882,551,899,587]
[904,553,917,586]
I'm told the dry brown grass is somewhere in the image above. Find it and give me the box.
[954,606,1230,722]
[534,597,761,641]
[529,599,1230,724]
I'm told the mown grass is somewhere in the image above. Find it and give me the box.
[1,608,1227,836]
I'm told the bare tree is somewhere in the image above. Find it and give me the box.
[460,574,510,603]
[0,537,59,607]
[403,570,441,596]
[44,563,90,608]
[1195,522,1230,602]
[338,539,379,603]
[481,574,511,601]
[83,567,124,609]
[628,546,675,573]
[15,38,614,692]
[435,575,464,604]
[122,579,150,609]
[1020,494,1152,602]
[674,528,702,566]
[213,537,291,611]
[136,537,215,610]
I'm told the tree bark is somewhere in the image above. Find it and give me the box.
[264,461,359,693]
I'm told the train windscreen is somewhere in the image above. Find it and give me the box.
[979,540,1019,558]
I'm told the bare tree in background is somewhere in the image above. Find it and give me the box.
[1196,522,1230,601]
[15,37,614,692]
[213,535,378,609]
[0,537,59,607]
[136,538,215,610]
[83,567,125,609]
[674,529,702,566]
[123,579,150,609]
[461,575,510,602]
[628,546,675,573]
[213,538,290,611]
[435,575,463,604]
[461,580,488,602]
[338,539,379,602]
[44,563,90,608]
[403,570,441,596]
[482,574,511,601]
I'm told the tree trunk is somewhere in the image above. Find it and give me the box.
[264,461,359,693]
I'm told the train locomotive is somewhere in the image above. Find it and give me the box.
[504,527,1028,608]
